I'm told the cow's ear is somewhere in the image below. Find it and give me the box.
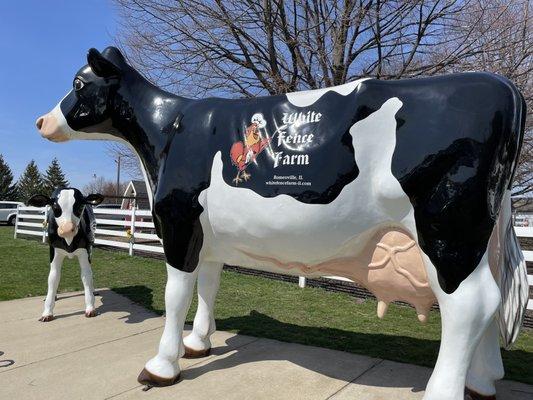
[87,48,121,78]
[85,193,105,206]
[27,194,51,207]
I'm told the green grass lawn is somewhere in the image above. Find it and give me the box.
[1,225,531,384]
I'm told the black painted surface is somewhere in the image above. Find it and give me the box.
[56,47,525,293]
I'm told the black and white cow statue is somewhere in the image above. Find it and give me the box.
[35,47,528,400]
[28,188,104,321]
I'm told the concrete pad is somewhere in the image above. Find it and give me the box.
[329,360,431,400]
[0,291,257,400]
[0,328,257,400]
[117,339,381,400]
[1,290,532,400]
[329,360,533,400]
[0,289,162,371]
[0,289,134,323]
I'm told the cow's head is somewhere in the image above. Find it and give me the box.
[35,47,126,143]
[28,188,104,245]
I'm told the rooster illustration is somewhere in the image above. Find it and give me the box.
[230,115,270,184]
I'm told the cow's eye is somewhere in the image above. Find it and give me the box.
[73,78,84,91]
[73,203,84,216]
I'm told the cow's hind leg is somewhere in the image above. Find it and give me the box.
[465,318,503,399]
[138,264,198,386]
[183,262,223,358]
[40,249,66,322]
[423,251,501,400]
[78,250,96,317]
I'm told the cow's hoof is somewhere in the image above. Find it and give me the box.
[85,310,98,318]
[183,345,211,359]
[39,315,54,322]
[465,387,496,400]
[137,368,180,387]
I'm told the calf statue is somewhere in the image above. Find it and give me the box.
[35,47,528,400]
[28,188,104,321]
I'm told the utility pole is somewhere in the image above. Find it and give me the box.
[115,155,121,205]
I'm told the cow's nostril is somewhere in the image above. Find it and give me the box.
[36,117,44,130]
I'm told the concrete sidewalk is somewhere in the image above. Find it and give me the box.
[0,290,531,400]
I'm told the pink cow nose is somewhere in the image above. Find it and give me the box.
[58,221,76,236]
[35,112,70,142]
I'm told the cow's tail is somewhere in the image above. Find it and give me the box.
[496,190,529,348]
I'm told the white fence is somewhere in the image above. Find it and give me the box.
[14,206,48,243]
[91,207,163,255]
[14,206,533,310]
[14,205,163,256]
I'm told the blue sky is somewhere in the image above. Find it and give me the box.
[0,1,122,188]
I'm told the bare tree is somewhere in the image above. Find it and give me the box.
[114,0,531,194]
[115,0,486,97]
[106,142,144,181]
[83,176,128,201]
[83,176,107,195]
[440,0,532,195]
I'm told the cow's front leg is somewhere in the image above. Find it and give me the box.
[40,249,66,322]
[423,252,501,400]
[183,262,223,358]
[138,264,198,386]
[77,250,96,317]
[465,317,503,399]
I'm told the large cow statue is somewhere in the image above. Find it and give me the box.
[35,47,528,400]
[28,188,104,321]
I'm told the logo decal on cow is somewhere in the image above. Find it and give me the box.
[230,113,271,184]
[229,110,322,186]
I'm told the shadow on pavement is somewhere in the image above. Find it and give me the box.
[51,287,160,324]
[183,310,531,392]
[99,286,160,324]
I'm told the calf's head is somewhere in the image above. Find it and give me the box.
[28,189,104,245]
[35,47,126,143]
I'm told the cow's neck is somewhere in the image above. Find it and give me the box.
[112,73,191,188]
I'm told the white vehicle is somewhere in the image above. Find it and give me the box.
[0,201,24,225]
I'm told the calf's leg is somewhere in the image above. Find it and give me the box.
[423,251,501,400]
[77,250,96,317]
[138,264,198,386]
[40,249,66,322]
[465,318,503,399]
[183,262,223,358]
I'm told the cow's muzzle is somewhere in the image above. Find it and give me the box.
[57,221,77,238]
[36,111,70,143]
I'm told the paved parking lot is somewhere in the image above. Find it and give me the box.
[0,289,531,399]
